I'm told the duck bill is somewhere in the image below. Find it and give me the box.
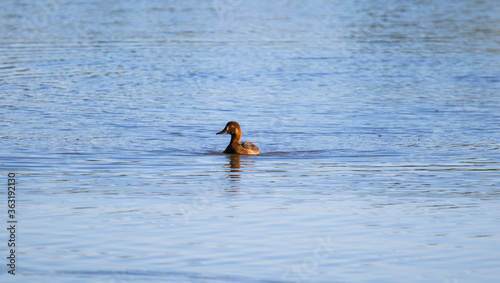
[216,129,227,135]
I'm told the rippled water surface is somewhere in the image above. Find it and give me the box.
[1,0,500,282]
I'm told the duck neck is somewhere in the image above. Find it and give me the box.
[230,132,241,144]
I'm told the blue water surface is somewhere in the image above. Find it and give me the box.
[1,0,499,282]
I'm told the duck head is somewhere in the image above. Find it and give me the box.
[216,121,241,142]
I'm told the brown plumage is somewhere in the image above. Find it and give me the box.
[216,121,260,155]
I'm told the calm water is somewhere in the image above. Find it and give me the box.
[1,0,500,282]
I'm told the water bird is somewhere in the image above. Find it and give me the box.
[216,121,260,155]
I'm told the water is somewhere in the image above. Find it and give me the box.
[1,0,500,282]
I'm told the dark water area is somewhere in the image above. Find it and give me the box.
[1,0,499,282]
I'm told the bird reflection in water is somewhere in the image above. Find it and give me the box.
[227,154,242,181]
[225,154,257,184]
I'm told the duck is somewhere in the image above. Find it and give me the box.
[216,121,260,155]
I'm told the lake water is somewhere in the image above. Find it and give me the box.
[1,0,500,282]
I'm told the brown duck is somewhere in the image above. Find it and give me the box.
[216,121,260,155]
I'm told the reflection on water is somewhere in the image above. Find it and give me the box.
[1,0,500,282]
[228,154,241,169]
[227,154,241,180]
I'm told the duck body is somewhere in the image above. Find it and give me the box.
[223,141,260,155]
[217,121,260,155]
